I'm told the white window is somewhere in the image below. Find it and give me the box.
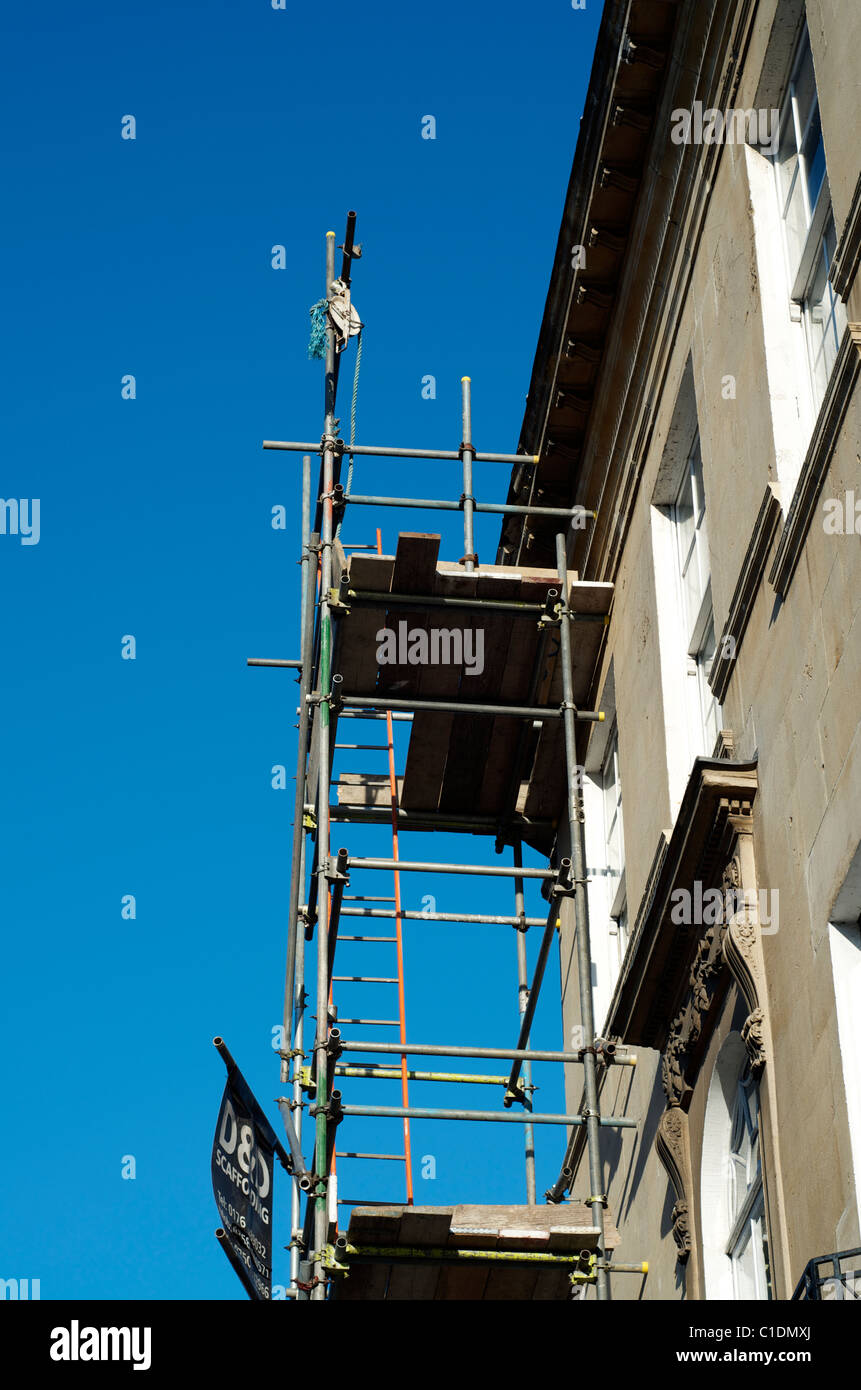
[772,23,847,420]
[702,1033,773,1299]
[601,727,627,968]
[829,918,861,1231]
[726,1067,773,1300]
[671,431,722,757]
[581,680,629,1026]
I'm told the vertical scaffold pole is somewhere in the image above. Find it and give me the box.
[513,842,537,1204]
[288,456,313,1294]
[461,376,476,572]
[312,231,338,1300]
[289,847,307,1294]
[554,529,608,1301]
[282,454,314,1087]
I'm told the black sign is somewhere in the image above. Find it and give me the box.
[211,1041,286,1300]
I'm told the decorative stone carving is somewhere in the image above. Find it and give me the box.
[661,1012,690,1106]
[656,1107,693,1264]
[723,906,764,1017]
[671,1200,692,1259]
[741,1007,766,1074]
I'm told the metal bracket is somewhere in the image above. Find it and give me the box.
[538,588,561,629]
[318,1244,349,1274]
[550,858,577,897]
[310,1092,344,1125]
[320,433,343,458]
[325,849,350,883]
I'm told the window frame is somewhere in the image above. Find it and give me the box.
[725,1067,773,1301]
[600,724,627,964]
[670,431,722,758]
[771,22,847,419]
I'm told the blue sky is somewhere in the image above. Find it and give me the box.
[1,0,602,1298]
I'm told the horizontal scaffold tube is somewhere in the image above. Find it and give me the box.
[263,439,539,466]
[344,589,608,621]
[344,856,554,879]
[341,1244,592,1267]
[340,493,595,520]
[340,907,547,927]
[326,693,605,722]
[330,806,554,837]
[335,1039,635,1065]
[334,1066,513,1085]
[338,1104,636,1127]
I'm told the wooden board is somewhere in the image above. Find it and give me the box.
[325,547,613,848]
[333,1200,620,1301]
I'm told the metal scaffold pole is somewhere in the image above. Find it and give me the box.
[554,528,609,1301]
[513,842,537,1204]
[282,453,314,1090]
[311,229,338,1301]
[460,376,476,571]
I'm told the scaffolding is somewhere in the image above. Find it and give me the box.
[254,213,642,1301]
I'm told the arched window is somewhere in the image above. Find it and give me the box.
[701,1033,773,1299]
[726,1065,772,1299]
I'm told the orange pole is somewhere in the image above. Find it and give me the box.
[377,527,414,1203]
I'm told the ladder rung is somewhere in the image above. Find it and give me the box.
[344,896,396,902]
[333,744,390,750]
[333,976,398,984]
[336,1018,401,1026]
[338,935,398,942]
[335,1152,407,1161]
[337,1199,404,1206]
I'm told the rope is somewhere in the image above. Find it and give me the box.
[335,328,362,539]
[307,298,328,360]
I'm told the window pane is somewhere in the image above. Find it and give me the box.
[806,214,848,408]
[732,1224,758,1299]
[690,434,705,524]
[803,105,825,209]
[674,466,695,574]
[776,104,799,215]
[793,34,817,139]
[783,163,810,272]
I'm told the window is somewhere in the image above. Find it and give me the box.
[601,727,627,967]
[726,1067,773,1300]
[772,24,847,418]
[829,904,861,1231]
[702,1033,773,1299]
[671,431,722,756]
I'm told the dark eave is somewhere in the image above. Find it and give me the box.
[497,0,681,568]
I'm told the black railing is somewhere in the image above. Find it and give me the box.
[792,1247,861,1300]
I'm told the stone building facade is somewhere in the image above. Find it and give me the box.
[501,0,861,1299]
